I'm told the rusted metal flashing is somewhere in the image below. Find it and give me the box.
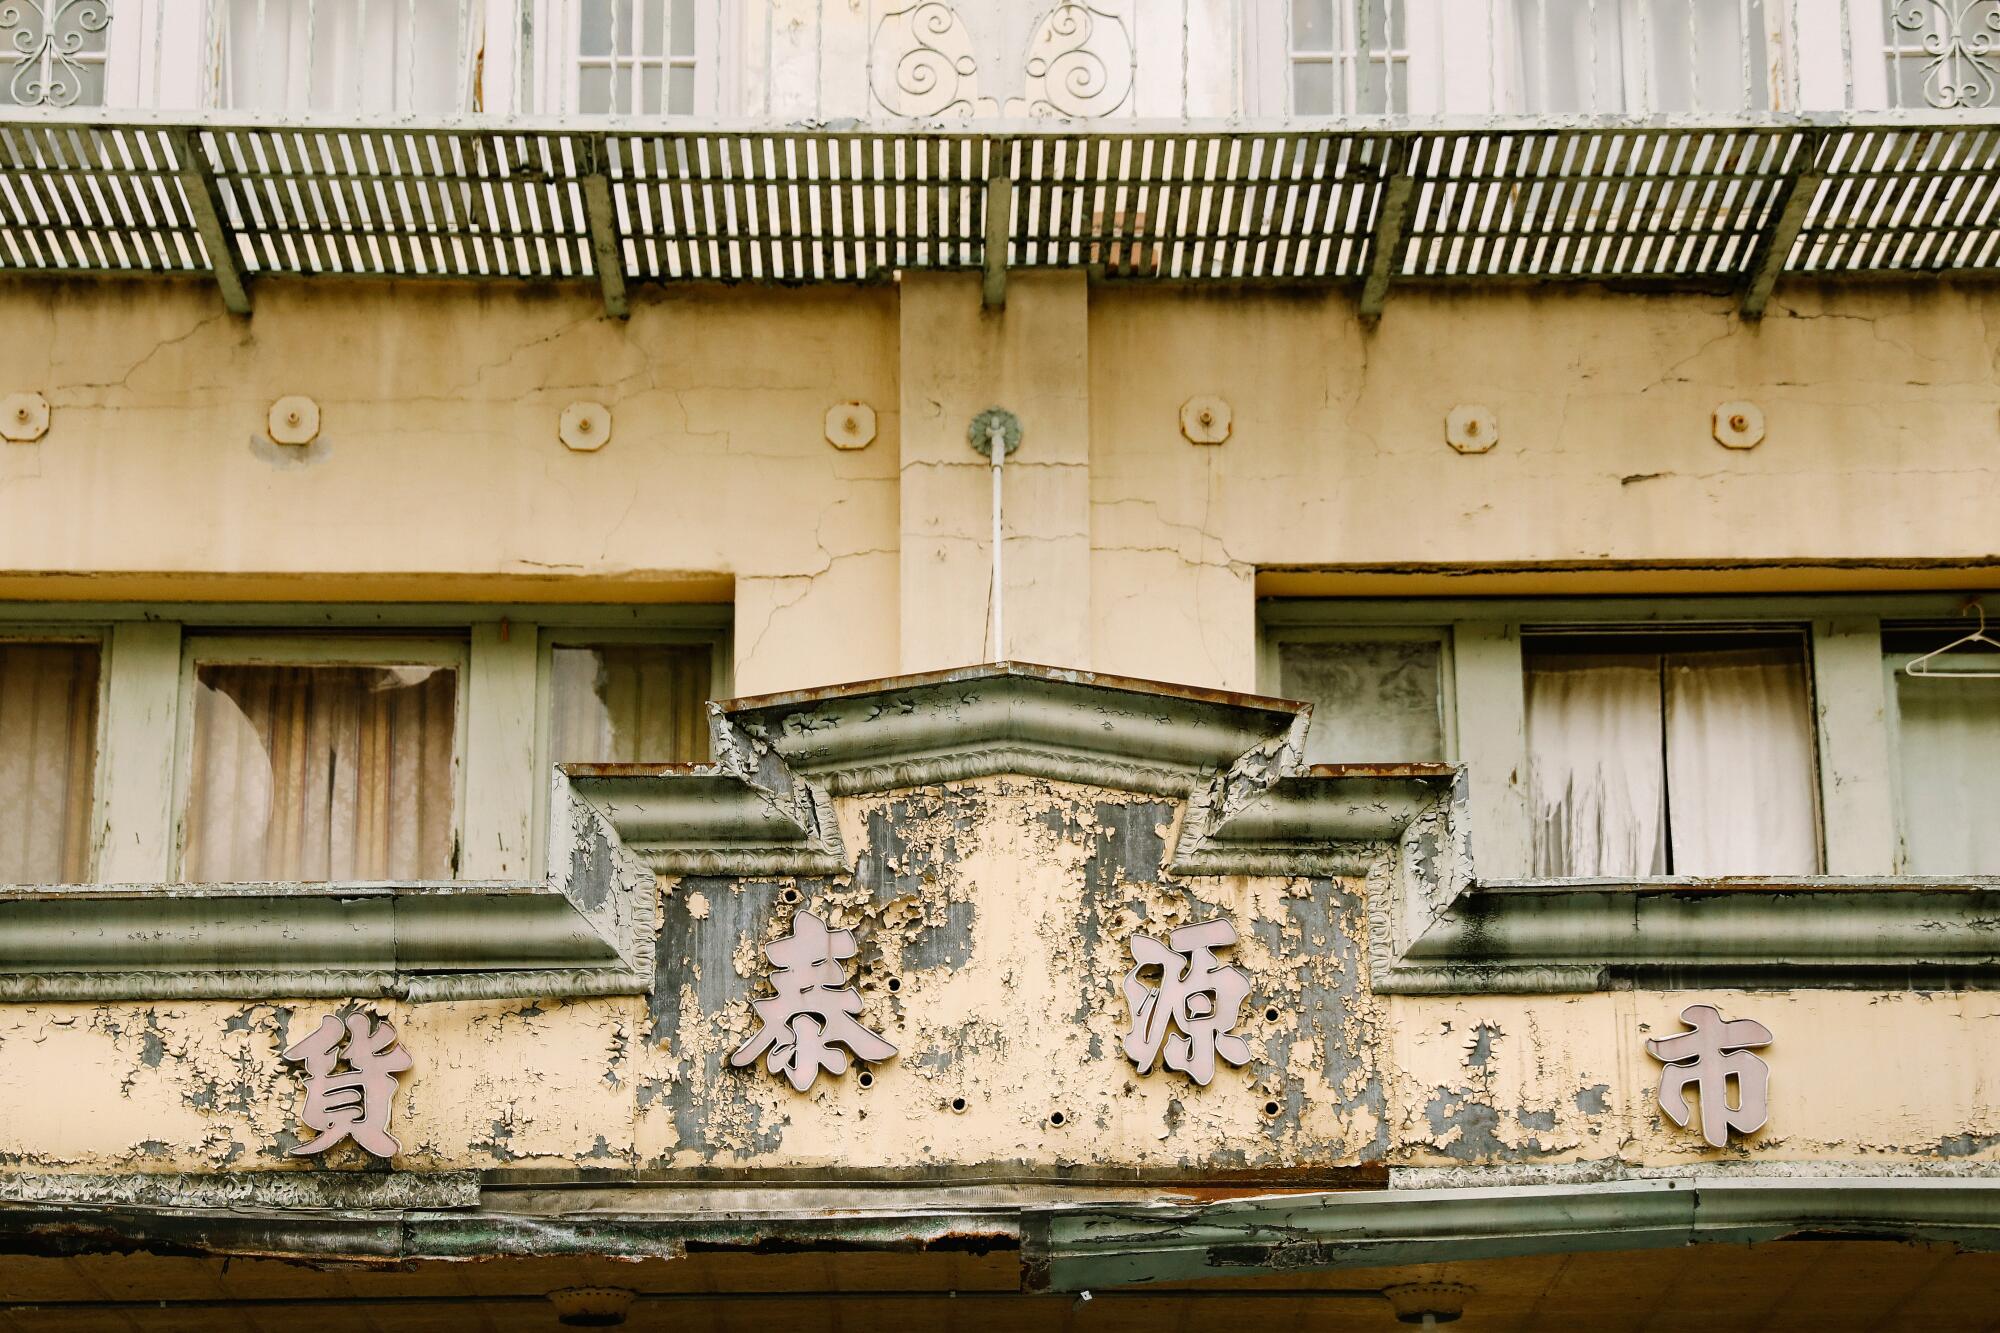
[1043,1177,2000,1290]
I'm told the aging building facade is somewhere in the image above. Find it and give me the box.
[1,2,1999,1328]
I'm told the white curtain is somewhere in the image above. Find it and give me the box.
[1527,644,1818,878]
[1664,649,1819,876]
[1893,668,2000,874]
[550,644,711,763]
[184,663,457,882]
[1526,652,1667,877]
[219,0,479,113]
[0,644,99,884]
[1510,0,1767,113]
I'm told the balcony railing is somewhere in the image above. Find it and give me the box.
[8,1,2000,120]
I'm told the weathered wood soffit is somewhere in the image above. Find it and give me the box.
[5,110,2000,318]
[1,662,1995,1002]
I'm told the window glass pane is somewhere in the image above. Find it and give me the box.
[580,0,615,56]
[0,644,100,883]
[1293,0,1338,51]
[1277,639,1444,765]
[185,663,457,882]
[551,644,712,764]
[670,0,696,56]
[668,63,694,113]
[1292,59,1336,113]
[1526,651,1667,877]
[578,63,614,111]
[1893,665,2000,874]
[1525,638,1817,877]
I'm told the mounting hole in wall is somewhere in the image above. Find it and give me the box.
[781,887,801,905]
[885,976,902,993]
[857,1071,874,1089]
[1264,1006,1280,1023]
[1048,1110,1067,1127]
[949,1096,968,1114]
[1263,1100,1282,1118]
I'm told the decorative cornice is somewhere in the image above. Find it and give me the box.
[0,774,659,1003]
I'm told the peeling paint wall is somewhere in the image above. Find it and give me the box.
[0,774,1992,1176]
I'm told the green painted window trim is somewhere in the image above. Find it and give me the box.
[1260,594,1988,880]
[0,604,732,887]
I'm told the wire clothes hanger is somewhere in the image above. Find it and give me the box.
[1904,602,2000,679]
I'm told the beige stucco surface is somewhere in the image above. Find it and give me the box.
[0,777,1992,1178]
[5,277,1999,694]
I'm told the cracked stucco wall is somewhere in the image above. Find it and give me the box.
[1088,282,2000,688]
[5,278,1997,692]
[0,775,1993,1176]
[0,278,901,696]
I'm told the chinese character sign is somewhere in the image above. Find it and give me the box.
[283,1013,413,1158]
[1645,1004,1772,1148]
[1121,917,1252,1087]
[731,909,897,1092]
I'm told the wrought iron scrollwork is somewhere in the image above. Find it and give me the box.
[869,1,980,118]
[1892,0,2000,108]
[1,0,108,107]
[868,1,1134,119]
[1024,4,1135,119]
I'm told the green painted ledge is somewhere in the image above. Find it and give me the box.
[2,663,1997,1000]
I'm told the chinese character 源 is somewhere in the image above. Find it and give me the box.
[1120,917,1253,1088]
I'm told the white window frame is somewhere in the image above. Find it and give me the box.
[505,0,735,116]
[0,625,111,883]
[168,632,472,882]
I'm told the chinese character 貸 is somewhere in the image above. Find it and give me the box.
[283,1012,413,1158]
[1645,1004,1772,1148]
[730,908,897,1092]
[1120,917,1252,1087]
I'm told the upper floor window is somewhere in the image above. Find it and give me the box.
[1288,0,1408,114]
[1511,0,1770,114]
[1522,633,1819,877]
[0,639,101,884]
[1885,625,2000,874]
[178,637,465,882]
[213,0,481,113]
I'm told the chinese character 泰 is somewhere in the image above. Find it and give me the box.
[282,1012,413,1158]
[1645,1004,1772,1148]
[730,908,897,1092]
[1120,917,1252,1087]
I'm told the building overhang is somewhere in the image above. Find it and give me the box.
[4,110,1999,319]
[2,1170,1997,1293]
